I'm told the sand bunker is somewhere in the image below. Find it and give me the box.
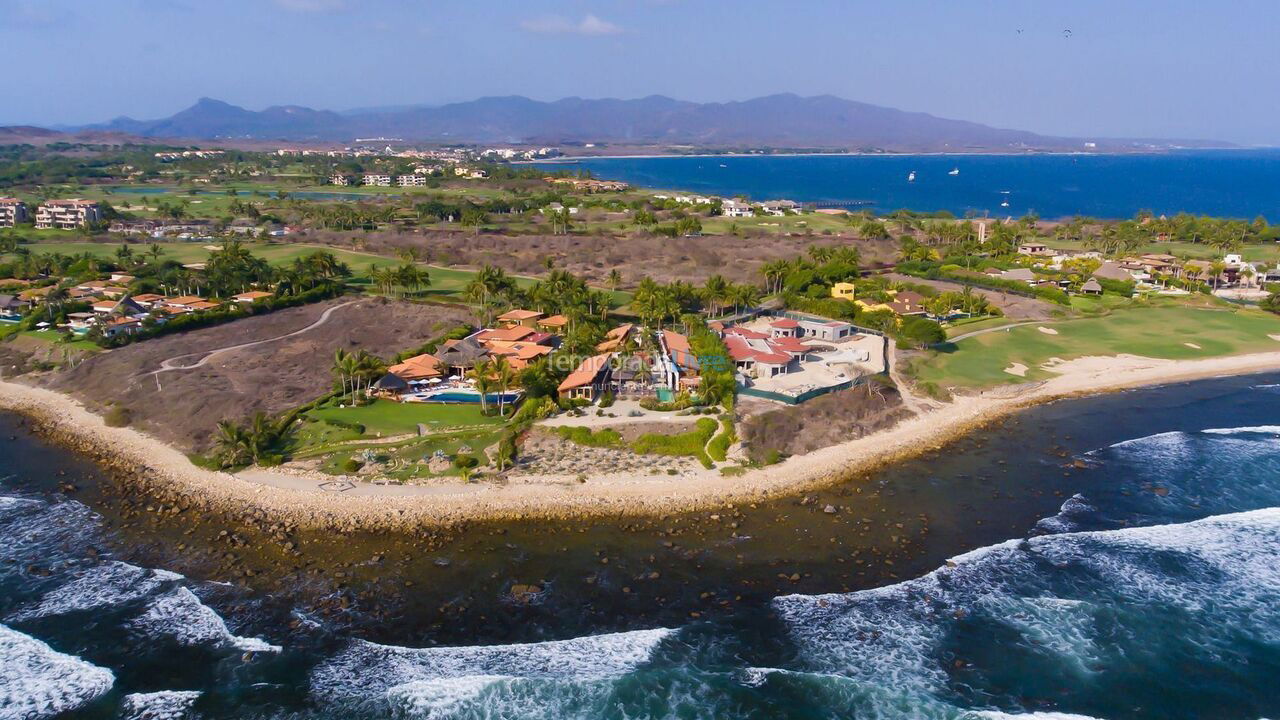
[1270,334,1280,342]
[1003,363,1028,377]
[1185,343,1202,349]
[1037,327,1059,335]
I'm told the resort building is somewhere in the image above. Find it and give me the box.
[0,294,31,319]
[831,282,857,300]
[1016,243,1053,257]
[557,352,614,401]
[35,199,102,229]
[362,174,392,186]
[1080,278,1104,295]
[434,336,491,377]
[91,297,145,316]
[329,175,351,186]
[233,291,273,304]
[0,198,28,227]
[721,199,753,218]
[396,174,428,187]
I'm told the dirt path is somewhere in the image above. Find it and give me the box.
[887,343,933,415]
[947,320,1046,343]
[151,301,358,375]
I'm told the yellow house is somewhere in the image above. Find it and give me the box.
[831,282,857,299]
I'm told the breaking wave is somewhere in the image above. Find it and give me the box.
[0,623,114,720]
[773,508,1280,718]
[310,627,675,716]
[119,690,202,720]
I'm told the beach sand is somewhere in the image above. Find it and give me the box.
[4,350,1280,529]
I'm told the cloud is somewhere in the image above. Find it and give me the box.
[273,0,345,12]
[520,13,622,36]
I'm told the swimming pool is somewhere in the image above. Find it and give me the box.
[404,390,522,404]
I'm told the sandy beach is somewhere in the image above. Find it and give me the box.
[4,350,1280,530]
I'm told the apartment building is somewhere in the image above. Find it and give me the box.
[35,199,102,229]
[362,174,392,186]
[0,198,28,228]
[396,174,427,187]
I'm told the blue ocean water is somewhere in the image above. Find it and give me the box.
[3,375,1280,719]
[570,150,1280,219]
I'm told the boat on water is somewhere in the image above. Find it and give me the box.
[907,171,916,182]
[1000,200,1010,208]
[949,167,960,176]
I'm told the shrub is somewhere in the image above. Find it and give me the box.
[706,418,736,462]
[453,453,479,470]
[103,406,131,427]
[555,426,623,448]
[340,458,363,473]
[598,391,615,408]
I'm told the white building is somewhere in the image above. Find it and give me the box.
[0,198,28,228]
[721,199,753,218]
[396,174,428,187]
[362,174,392,186]
[35,199,102,229]
[330,174,350,186]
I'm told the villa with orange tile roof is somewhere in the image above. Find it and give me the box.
[537,314,570,332]
[387,353,445,381]
[233,291,274,304]
[558,352,614,401]
[595,323,634,352]
[496,309,544,328]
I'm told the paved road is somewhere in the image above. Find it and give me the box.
[150,300,358,375]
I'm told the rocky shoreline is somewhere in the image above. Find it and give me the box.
[5,350,1280,531]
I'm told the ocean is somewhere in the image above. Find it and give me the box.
[569,150,1280,220]
[3,374,1280,719]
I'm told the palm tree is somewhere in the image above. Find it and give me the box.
[491,356,514,416]
[607,269,622,292]
[214,420,251,466]
[470,361,495,416]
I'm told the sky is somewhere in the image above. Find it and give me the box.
[2,0,1277,144]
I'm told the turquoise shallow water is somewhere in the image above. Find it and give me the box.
[570,150,1280,219]
[3,375,1280,718]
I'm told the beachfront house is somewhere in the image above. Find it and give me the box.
[721,200,753,218]
[387,353,445,381]
[557,352,614,402]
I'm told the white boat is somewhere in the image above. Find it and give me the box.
[948,168,960,176]
[1000,200,1010,208]
[907,171,917,182]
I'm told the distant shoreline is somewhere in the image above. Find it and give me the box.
[5,351,1280,531]
[524,147,1253,163]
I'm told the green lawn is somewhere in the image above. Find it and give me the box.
[917,304,1280,388]
[305,398,503,437]
[3,240,632,307]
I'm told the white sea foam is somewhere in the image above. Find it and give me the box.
[129,587,280,653]
[7,562,178,621]
[119,690,202,720]
[385,675,508,718]
[775,507,1280,713]
[310,627,674,709]
[0,623,114,720]
[0,496,42,513]
[967,707,1111,712]
[1201,425,1280,435]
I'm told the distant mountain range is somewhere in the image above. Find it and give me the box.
[62,94,1225,151]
